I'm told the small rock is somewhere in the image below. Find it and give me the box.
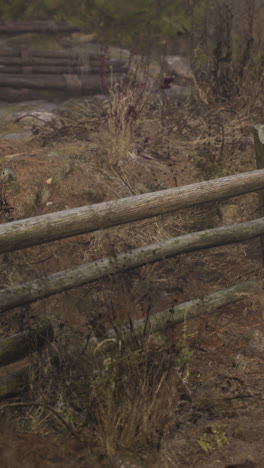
[0,167,16,183]
[245,329,264,353]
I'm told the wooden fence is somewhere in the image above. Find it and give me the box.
[0,124,264,398]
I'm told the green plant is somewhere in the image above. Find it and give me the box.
[197,432,214,454]
[198,425,228,454]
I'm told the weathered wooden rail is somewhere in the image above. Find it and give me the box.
[1,217,264,314]
[1,168,264,254]
[0,324,53,367]
[0,124,264,398]
[88,280,262,348]
[0,324,53,399]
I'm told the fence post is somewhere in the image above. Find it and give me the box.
[254,124,264,266]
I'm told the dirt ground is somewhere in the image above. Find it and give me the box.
[0,87,264,468]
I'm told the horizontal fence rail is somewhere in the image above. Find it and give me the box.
[88,280,262,347]
[0,368,29,400]
[1,216,264,312]
[0,324,53,367]
[1,169,264,254]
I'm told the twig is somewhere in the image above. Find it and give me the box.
[0,402,81,440]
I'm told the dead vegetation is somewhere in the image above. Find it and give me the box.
[1,4,264,466]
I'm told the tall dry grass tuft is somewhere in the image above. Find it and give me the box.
[14,320,186,461]
[83,336,181,457]
[99,54,155,167]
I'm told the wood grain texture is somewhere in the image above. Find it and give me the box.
[88,280,262,346]
[1,169,264,254]
[254,125,264,265]
[0,217,264,312]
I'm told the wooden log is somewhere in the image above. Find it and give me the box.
[0,48,124,63]
[0,367,29,399]
[0,324,53,367]
[0,65,83,74]
[254,124,264,266]
[127,281,261,335]
[0,50,126,69]
[0,73,111,92]
[0,47,80,59]
[0,217,264,312]
[88,280,261,346]
[1,169,264,255]
[0,56,82,65]
[0,64,128,75]
[0,21,80,34]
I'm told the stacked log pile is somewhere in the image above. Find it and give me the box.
[0,22,128,98]
[0,20,80,34]
[0,48,127,95]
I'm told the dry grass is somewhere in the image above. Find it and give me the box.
[14,329,183,460]
[1,32,264,464]
[82,338,180,456]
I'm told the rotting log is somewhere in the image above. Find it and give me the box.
[254,124,264,266]
[0,218,264,312]
[88,280,261,346]
[0,21,80,34]
[0,367,29,399]
[0,324,53,367]
[1,169,264,254]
